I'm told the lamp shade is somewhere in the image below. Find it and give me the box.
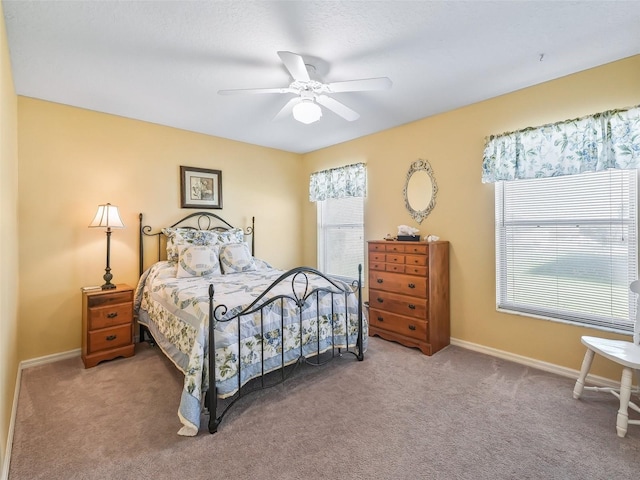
[292,100,322,124]
[89,203,124,229]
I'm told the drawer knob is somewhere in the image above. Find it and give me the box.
[377,279,383,284]
[106,335,117,341]
[107,312,118,318]
[377,298,384,303]
[377,316,384,322]
[408,304,416,309]
[408,283,416,289]
[408,325,416,331]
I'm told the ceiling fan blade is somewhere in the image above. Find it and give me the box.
[277,51,310,82]
[326,77,392,93]
[316,95,360,121]
[273,97,301,121]
[218,87,291,95]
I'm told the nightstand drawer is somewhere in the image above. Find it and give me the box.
[88,324,132,353]
[88,303,132,330]
[369,308,428,341]
[88,291,132,308]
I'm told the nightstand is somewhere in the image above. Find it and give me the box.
[81,284,135,368]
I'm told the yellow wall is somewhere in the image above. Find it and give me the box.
[17,98,302,361]
[0,0,19,470]
[302,55,640,380]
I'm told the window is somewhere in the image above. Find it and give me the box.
[495,169,638,334]
[310,162,366,281]
[317,196,364,282]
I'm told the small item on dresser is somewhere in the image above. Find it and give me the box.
[426,235,440,242]
[384,233,395,241]
[397,225,420,242]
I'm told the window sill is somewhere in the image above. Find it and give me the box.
[496,307,633,337]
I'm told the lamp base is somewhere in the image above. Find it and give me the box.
[101,269,115,290]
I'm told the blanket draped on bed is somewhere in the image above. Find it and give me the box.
[135,261,367,436]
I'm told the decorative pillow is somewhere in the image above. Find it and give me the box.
[219,243,256,274]
[176,244,222,278]
[163,228,220,263]
[216,227,245,245]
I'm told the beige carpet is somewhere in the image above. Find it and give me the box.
[8,337,640,479]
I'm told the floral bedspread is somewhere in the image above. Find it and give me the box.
[134,261,366,436]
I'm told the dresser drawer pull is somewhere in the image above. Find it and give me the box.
[408,283,415,289]
[106,312,118,318]
[106,335,117,341]
[408,325,416,331]
[377,316,384,322]
[377,279,383,284]
[376,298,384,303]
[408,304,416,309]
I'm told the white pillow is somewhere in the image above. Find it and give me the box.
[176,244,222,278]
[219,243,256,274]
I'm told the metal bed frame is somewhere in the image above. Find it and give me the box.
[138,212,365,433]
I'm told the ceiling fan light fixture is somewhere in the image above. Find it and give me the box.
[292,100,322,124]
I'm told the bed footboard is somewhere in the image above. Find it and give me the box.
[206,265,365,433]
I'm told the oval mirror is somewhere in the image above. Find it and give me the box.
[403,159,438,224]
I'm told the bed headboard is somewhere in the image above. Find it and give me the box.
[138,212,255,276]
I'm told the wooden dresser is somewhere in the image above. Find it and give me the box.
[368,240,449,355]
[81,284,135,368]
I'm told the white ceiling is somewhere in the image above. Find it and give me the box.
[3,1,640,154]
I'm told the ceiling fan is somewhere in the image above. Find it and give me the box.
[218,51,392,124]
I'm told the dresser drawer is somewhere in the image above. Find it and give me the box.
[405,244,428,255]
[385,264,405,273]
[370,252,385,263]
[385,244,405,253]
[88,324,132,354]
[370,261,385,271]
[369,243,387,252]
[385,254,405,264]
[369,308,428,341]
[88,303,132,330]
[369,271,427,298]
[405,266,428,276]
[405,254,427,266]
[369,289,427,319]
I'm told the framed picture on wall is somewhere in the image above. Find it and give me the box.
[180,166,223,209]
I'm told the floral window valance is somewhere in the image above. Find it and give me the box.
[482,105,640,183]
[309,162,366,202]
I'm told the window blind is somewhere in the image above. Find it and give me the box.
[495,169,638,333]
[317,196,364,281]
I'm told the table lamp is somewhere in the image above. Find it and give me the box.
[89,203,124,290]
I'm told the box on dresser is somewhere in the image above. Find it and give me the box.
[81,284,135,368]
[368,240,449,355]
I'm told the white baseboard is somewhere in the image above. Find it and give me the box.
[1,366,21,480]
[19,348,81,370]
[450,337,620,389]
[1,348,81,480]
